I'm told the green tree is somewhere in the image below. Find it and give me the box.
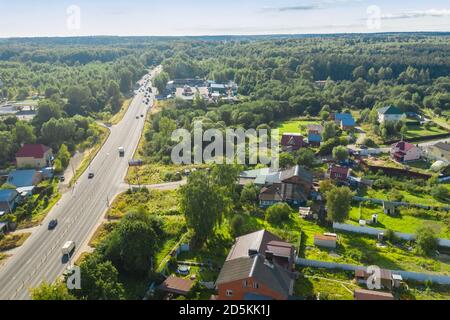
[30,282,76,300]
[240,183,260,206]
[415,226,438,256]
[279,152,295,169]
[76,254,125,300]
[322,121,337,142]
[230,214,245,237]
[326,186,354,222]
[153,72,170,94]
[13,121,36,145]
[431,185,449,202]
[0,131,14,163]
[332,146,349,162]
[295,148,315,168]
[55,144,71,171]
[180,171,228,246]
[265,203,292,224]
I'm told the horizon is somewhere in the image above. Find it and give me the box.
[0,0,449,38]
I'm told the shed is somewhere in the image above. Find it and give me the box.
[354,288,395,301]
[159,276,195,296]
[314,234,337,249]
[383,201,396,215]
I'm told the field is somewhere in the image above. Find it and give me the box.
[276,118,322,136]
[404,122,448,139]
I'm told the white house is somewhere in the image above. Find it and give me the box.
[390,141,421,162]
[377,106,406,124]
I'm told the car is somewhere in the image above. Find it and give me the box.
[359,145,368,150]
[88,173,95,179]
[48,219,58,230]
[136,116,139,119]
[59,176,65,182]
[140,114,144,118]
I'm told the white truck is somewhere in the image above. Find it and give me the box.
[61,241,75,256]
[118,146,125,157]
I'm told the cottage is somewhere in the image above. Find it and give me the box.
[281,133,305,152]
[377,106,406,124]
[307,132,322,147]
[306,124,324,135]
[335,113,356,131]
[383,201,396,215]
[15,144,53,169]
[314,233,337,249]
[215,230,296,300]
[390,141,421,162]
[0,189,20,213]
[7,170,42,188]
[424,142,450,163]
[328,165,350,180]
[354,288,395,301]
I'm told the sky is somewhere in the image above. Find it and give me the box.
[0,0,449,37]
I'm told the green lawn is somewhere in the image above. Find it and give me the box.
[276,118,321,136]
[404,123,448,139]
[366,187,449,208]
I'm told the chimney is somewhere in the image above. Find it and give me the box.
[265,251,274,263]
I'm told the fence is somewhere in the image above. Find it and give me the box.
[296,258,450,285]
[333,222,450,248]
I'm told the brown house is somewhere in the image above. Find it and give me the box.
[215,230,296,300]
[355,269,394,290]
[354,288,395,301]
[281,133,305,152]
[328,165,350,180]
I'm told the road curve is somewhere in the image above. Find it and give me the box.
[0,67,160,300]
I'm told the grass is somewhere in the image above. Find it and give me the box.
[366,187,449,208]
[294,268,357,300]
[0,233,31,252]
[107,189,180,219]
[69,124,110,187]
[401,282,450,300]
[109,99,132,125]
[126,163,203,185]
[88,221,118,248]
[404,123,448,139]
[0,253,10,265]
[276,118,321,136]
[347,203,450,238]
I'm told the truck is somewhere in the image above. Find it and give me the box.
[118,147,125,157]
[61,241,75,256]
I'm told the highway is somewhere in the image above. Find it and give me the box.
[0,67,161,300]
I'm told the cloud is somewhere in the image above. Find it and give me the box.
[381,9,450,20]
[264,0,363,12]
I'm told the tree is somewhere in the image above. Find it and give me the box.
[332,146,349,162]
[415,226,438,256]
[319,180,334,198]
[230,214,245,237]
[279,152,295,169]
[322,121,337,142]
[240,183,260,206]
[180,171,228,246]
[265,203,291,224]
[76,254,125,300]
[325,186,354,222]
[0,131,14,163]
[431,185,449,202]
[30,282,76,300]
[153,72,170,94]
[100,208,163,275]
[33,100,62,128]
[119,70,133,93]
[295,148,315,168]
[13,121,36,145]
[55,144,71,171]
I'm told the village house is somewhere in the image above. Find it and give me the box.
[215,230,296,300]
[281,133,305,152]
[306,124,323,147]
[15,144,53,169]
[0,189,20,213]
[377,105,406,124]
[424,142,450,163]
[390,141,421,162]
[334,113,356,131]
[328,165,350,181]
[355,269,401,291]
[7,169,42,188]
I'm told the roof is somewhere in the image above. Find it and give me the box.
[0,189,18,203]
[240,165,313,186]
[7,170,38,188]
[377,105,403,115]
[434,142,450,152]
[354,288,395,301]
[281,134,304,149]
[279,165,313,184]
[340,117,356,127]
[259,183,309,203]
[355,269,392,281]
[307,124,323,133]
[226,230,289,261]
[216,254,293,299]
[159,276,194,295]
[392,141,416,152]
[16,144,51,159]
[314,234,337,242]
[308,133,322,142]
[330,166,350,176]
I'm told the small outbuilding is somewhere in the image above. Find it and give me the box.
[314,233,337,249]
[354,288,395,301]
[159,276,195,296]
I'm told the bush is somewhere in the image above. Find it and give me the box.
[265,203,292,225]
[431,185,449,202]
[230,214,245,237]
[415,226,438,257]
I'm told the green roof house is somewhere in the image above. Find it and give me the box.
[377,106,406,124]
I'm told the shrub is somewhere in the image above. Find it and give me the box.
[265,203,291,225]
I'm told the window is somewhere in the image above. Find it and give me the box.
[226,290,233,297]
[242,280,248,288]
[253,282,259,289]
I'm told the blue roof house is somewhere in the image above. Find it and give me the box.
[335,113,356,130]
[7,169,42,188]
[308,133,322,146]
[0,189,20,213]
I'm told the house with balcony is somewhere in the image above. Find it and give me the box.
[390,141,421,163]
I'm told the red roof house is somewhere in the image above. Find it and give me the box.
[15,144,53,169]
[281,133,305,152]
[390,141,420,163]
[328,165,350,180]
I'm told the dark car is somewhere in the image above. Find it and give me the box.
[140,114,144,118]
[48,219,58,230]
[59,176,65,182]
[88,173,95,179]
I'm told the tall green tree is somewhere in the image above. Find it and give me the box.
[326,186,354,222]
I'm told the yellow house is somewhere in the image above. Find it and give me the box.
[15,144,53,169]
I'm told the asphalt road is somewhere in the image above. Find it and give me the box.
[0,67,160,300]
